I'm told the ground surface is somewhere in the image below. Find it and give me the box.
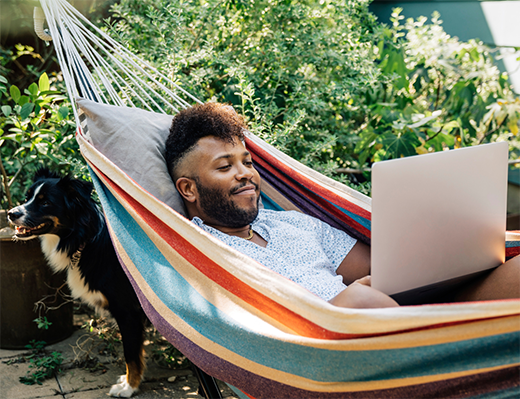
[0,314,238,399]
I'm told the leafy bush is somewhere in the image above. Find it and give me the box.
[105,0,382,186]
[354,10,520,168]
[0,72,83,209]
[104,1,518,194]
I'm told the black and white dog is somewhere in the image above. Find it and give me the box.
[7,168,146,397]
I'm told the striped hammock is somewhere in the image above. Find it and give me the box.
[38,1,520,398]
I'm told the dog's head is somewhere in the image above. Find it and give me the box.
[7,168,94,241]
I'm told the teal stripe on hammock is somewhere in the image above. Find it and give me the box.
[226,384,250,399]
[260,192,284,212]
[260,192,371,230]
[326,199,371,230]
[93,174,520,383]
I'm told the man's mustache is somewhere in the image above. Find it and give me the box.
[230,181,258,194]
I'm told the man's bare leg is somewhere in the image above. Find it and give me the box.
[329,276,399,308]
[455,255,520,302]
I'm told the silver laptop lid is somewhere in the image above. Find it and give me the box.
[371,142,508,296]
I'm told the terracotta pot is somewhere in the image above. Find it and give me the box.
[0,212,74,349]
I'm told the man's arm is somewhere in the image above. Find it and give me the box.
[335,241,371,285]
[332,244,399,308]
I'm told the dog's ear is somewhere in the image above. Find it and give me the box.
[34,167,60,182]
[59,176,94,200]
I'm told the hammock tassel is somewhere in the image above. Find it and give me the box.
[34,7,53,42]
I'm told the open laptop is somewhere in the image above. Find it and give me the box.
[370,141,508,304]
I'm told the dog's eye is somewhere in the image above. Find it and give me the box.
[41,200,50,207]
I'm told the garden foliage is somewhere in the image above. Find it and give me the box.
[105,0,519,190]
[0,73,85,208]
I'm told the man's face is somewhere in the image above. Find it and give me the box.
[181,136,261,228]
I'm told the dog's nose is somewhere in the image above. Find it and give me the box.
[7,208,23,222]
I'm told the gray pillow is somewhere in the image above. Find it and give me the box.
[76,98,186,216]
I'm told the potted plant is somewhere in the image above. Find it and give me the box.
[0,72,81,348]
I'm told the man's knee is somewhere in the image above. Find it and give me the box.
[329,284,399,309]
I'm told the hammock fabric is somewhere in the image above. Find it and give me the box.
[39,1,520,397]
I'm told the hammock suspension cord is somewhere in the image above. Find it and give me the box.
[36,0,202,124]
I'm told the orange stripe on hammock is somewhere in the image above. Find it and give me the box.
[90,163,519,340]
[252,151,371,239]
[246,137,371,220]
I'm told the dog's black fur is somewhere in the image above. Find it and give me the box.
[7,168,146,397]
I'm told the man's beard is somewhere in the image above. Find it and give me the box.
[195,178,259,228]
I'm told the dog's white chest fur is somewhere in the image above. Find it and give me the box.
[40,235,108,312]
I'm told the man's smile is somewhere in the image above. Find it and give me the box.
[232,183,258,196]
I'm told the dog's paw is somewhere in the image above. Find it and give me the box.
[109,375,138,397]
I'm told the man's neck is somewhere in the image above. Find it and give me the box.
[206,220,268,248]
[206,223,251,239]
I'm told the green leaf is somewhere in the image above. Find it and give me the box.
[58,106,69,120]
[354,131,377,153]
[10,85,21,103]
[1,105,12,116]
[39,73,50,92]
[28,83,39,97]
[427,132,455,151]
[18,95,30,107]
[0,75,7,84]
[381,131,420,158]
[441,120,460,132]
[20,103,35,120]
[407,114,438,129]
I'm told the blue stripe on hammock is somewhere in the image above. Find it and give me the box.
[260,192,284,211]
[260,192,372,231]
[94,174,520,383]
[327,200,371,230]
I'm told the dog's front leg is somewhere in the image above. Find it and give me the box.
[108,308,146,397]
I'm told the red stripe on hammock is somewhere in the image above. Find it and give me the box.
[506,246,519,260]
[89,164,520,340]
[252,151,371,239]
[90,166,356,339]
[246,137,371,220]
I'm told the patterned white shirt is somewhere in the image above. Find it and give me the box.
[192,209,357,301]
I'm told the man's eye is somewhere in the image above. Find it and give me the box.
[218,165,232,170]
[245,161,254,166]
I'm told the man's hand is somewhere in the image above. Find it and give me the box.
[352,275,371,286]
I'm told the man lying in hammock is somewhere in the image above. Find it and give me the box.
[165,102,520,309]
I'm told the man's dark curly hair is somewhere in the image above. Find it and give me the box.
[165,102,247,180]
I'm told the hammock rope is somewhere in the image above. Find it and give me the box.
[36,1,520,398]
[38,0,201,121]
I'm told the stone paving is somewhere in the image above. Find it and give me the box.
[0,317,237,399]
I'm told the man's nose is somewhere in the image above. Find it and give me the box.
[235,164,254,180]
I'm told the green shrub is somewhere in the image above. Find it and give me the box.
[0,72,83,209]
[354,10,520,168]
[105,0,382,182]
[104,2,518,193]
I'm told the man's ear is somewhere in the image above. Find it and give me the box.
[175,177,197,203]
